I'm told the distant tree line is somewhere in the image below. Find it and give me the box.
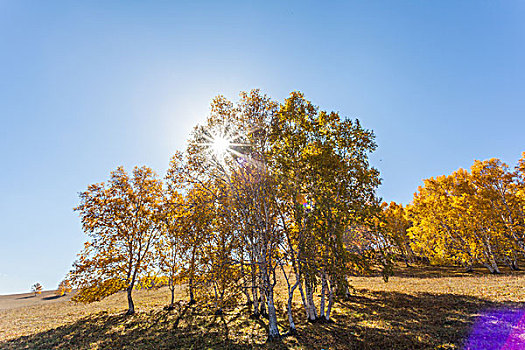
[67,90,388,341]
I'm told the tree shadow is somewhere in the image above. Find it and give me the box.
[0,307,256,350]
[288,289,524,349]
[1,290,523,349]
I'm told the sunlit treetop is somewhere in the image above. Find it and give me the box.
[187,91,277,179]
[197,127,249,164]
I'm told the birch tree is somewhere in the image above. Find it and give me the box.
[270,92,381,323]
[182,89,284,340]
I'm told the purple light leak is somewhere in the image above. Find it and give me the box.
[465,307,525,350]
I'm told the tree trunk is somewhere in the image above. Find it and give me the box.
[405,241,416,264]
[487,251,501,274]
[250,264,259,317]
[240,260,252,305]
[511,250,520,270]
[260,293,268,317]
[325,278,335,321]
[212,283,223,315]
[266,280,280,341]
[319,272,327,320]
[284,270,299,334]
[188,245,197,305]
[403,253,411,267]
[188,276,196,304]
[126,286,135,315]
[251,284,260,317]
[481,234,501,274]
[345,284,351,299]
[483,262,501,274]
[483,263,494,274]
[292,261,309,319]
[503,256,520,271]
[167,276,175,309]
[489,256,501,274]
[286,288,297,334]
[244,286,253,306]
[305,282,317,321]
[298,279,309,318]
[259,283,268,317]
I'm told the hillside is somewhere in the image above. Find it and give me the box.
[0,290,74,312]
[1,265,525,349]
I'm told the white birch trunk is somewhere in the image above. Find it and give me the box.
[483,262,496,274]
[325,278,335,321]
[483,236,501,274]
[259,288,267,316]
[306,283,317,321]
[319,272,327,320]
[251,269,259,316]
[287,291,297,334]
[266,285,280,340]
[298,280,309,318]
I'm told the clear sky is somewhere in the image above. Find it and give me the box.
[1,1,524,295]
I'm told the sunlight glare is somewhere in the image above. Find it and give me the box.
[212,135,230,158]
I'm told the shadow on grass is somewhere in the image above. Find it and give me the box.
[1,291,523,349]
[308,290,523,350]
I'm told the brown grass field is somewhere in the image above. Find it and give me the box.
[1,264,525,349]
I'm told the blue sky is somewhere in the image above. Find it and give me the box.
[1,1,524,294]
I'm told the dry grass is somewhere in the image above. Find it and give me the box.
[1,265,525,349]
[0,291,74,311]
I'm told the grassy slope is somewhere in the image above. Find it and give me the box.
[0,291,75,312]
[1,265,525,349]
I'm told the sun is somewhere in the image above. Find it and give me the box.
[195,122,253,166]
[212,135,231,158]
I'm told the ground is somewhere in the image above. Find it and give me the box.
[1,264,525,349]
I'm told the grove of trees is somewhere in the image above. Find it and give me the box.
[407,156,525,274]
[378,155,525,275]
[66,88,525,341]
[68,90,388,340]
